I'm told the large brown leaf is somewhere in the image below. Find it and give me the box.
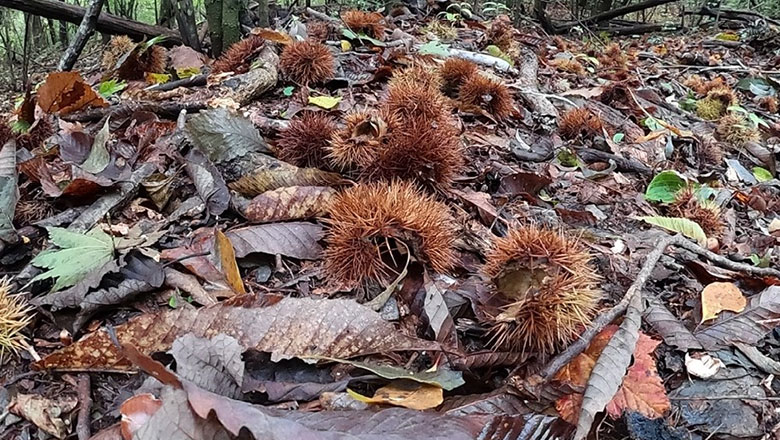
[37,72,108,115]
[695,286,780,350]
[34,296,441,371]
[228,166,348,197]
[227,222,324,260]
[241,186,336,223]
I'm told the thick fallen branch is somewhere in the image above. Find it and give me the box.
[542,0,678,34]
[61,101,208,123]
[59,0,104,71]
[0,0,181,44]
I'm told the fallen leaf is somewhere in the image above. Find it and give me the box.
[308,95,342,109]
[30,227,116,292]
[0,139,17,243]
[36,71,108,115]
[639,216,707,246]
[120,394,162,440]
[213,229,246,295]
[241,186,336,223]
[9,393,78,439]
[168,45,207,72]
[349,380,444,410]
[228,166,347,197]
[700,282,747,323]
[685,352,724,379]
[34,296,441,371]
[695,285,780,350]
[170,334,244,399]
[317,358,464,390]
[227,222,324,260]
[185,147,230,216]
[186,108,269,164]
[556,326,669,423]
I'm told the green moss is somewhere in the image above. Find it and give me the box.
[695,97,726,120]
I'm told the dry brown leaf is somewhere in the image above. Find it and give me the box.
[9,393,78,439]
[213,229,246,295]
[228,166,347,197]
[700,282,746,323]
[242,186,336,223]
[349,380,444,410]
[37,71,108,115]
[34,296,441,371]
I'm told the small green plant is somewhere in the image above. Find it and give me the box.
[98,79,127,98]
[438,2,472,23]
[679,91,698,112]
[482,1,510,18]
[727,105,769,129]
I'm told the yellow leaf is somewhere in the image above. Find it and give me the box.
[340,40,352,52]
[214,229,246,295]
[634,130,666,143]
[700,282,746,323]
[176,66,201,79]
[308,95,342,110]
[145,73,171,85]
[347,381,443,410]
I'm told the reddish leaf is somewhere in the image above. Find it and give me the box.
[555,326,669,422]
[37,72,108,116]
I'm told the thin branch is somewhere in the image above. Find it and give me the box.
[76,373,92,440]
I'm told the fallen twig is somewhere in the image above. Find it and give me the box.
[76,373,92,440]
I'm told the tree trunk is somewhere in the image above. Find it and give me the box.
[58,0,105,71]
[47,18,58,45]
[205,0,224,56]
[32,15,48,47]
[222,0,240,50]
[0,0,182,44]
[175,0,201,51]
[159,0,175,26]
[256,0,269,28]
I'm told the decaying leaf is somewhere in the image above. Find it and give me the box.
[213,229,246,295]
[227,222,324,260]
[241,186,336,223]
[186,108,269,164]
[228,166,347,197]
[700,282,747,323]
[348,381,444,410]
[170,334,245,399]
[557,324,669,432]
[36,71,108,115]
[9,393,79,439]
[34,296,441,371]
[120,394,162,440]
[184,147,230,216]
[639,217,707,246]
[317,358,464,390]
[695,286,780,350]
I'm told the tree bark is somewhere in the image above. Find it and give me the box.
[222,0,240,51]
[256,0,269,28]
[545,0,678,33]
[205,0,224,56]
[0,0,182,44]
[58,0,105,71]
[175,0,201,51]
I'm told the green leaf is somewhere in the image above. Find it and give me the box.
[418,40,450,57]
[143,35,167,49]
[30,227,115,291]
[311,357,465,391]
[283,86,295,97]
[308,95,342,110]
[612,132,625,143]
[98,79,127,98]
[753,167,773,182]
[11,120,30,134]
[81,117,111,174]
[645,170,687,203]
[485,45,514,66]
[639,216,707,246]
[169,295,178,308]
[176,67,201,79]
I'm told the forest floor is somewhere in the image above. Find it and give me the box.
[1,7,780,440]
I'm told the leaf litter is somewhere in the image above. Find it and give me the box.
[2,4,780,440]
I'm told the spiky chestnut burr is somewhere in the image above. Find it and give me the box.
[483,226,601,355]
[341,10,385,40]
[212,35,265,74]
[276,112,338,168]
[557,108,602,139]
[361,116,463,191]
[279,40,335,85]
[716,113,760,146]
[389,65,442,92]
[0,278,33,362]
[486,15,514,52]
[323,180,457,288]
[327,111,389,171]
[439,58,477,95]
[668,186,724,237]
[549,58,586,75]
[101,35,135,71]
[458,74,514,119]
[382,78,454,125]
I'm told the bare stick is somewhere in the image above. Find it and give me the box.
[541,235,678,380]
[58,0,105,71]
[675,239,780,279]
[76,373,92,440]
